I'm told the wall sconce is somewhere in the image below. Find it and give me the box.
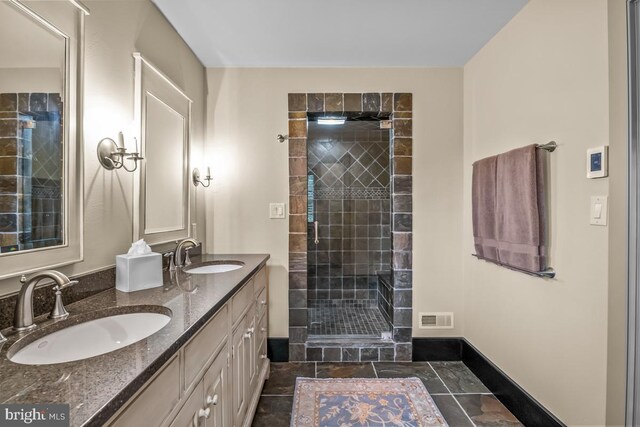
[97,132,144,172]
[192,167,212,188]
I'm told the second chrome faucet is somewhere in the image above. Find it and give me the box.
[165,238,200,271]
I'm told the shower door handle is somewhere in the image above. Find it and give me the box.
[314,221,320,245]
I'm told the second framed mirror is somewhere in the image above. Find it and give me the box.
[132,53,192,246]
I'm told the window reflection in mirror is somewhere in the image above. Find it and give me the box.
[0,1,66,254]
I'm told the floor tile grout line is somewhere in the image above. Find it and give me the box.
[428,361,478,427]
[427,362,454,395]
[261,394,294,397]
[452,394,478,427]
[450,392,494,395]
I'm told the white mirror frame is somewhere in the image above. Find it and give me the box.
[132,53,192,246]
[0,0,87,280]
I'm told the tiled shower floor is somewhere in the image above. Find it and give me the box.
[308,300,391,338]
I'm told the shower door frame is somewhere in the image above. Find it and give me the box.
[629,1,640,424]
[287,93,413,362]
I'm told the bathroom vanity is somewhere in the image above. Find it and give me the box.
[107,258,269,427]
[0,254,270,427]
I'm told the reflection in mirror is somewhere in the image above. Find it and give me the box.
[0,2,66,254]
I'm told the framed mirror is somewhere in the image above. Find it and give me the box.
[132,53,192,245]
[0,0,86,279]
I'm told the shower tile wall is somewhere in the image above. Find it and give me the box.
[0,93,63,252]
[287,92,413,362]
[306,121,391,302]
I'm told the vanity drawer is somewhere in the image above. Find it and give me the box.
[232,279,254,325]
[110,355,181,427]
[184,305,228,391]
[256,286,267,319]
[253,266,267,295]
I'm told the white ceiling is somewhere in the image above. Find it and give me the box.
[152,0,528,68]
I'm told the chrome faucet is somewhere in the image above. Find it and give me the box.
[14,270,78,331]
[174,238,199,268]
[163,251,176,271]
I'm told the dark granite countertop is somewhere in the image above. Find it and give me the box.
[0,253,270,427]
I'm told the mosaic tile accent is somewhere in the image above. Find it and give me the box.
[315,187,389,200]
[288,92,413,362]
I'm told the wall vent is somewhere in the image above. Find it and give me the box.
[419,312,454,329]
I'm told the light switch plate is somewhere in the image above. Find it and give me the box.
[590,196,608,226]
[269,203,286,219]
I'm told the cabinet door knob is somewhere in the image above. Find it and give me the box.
[244,333,251,339]
[247,327,255,334]
[260,327,266,332]
[261,300,266,305]
[194,407,210,425]
[260,354,267,359]
[207,394,219,406]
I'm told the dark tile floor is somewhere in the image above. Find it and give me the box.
[252,361,523,427]
[308,302,391,337]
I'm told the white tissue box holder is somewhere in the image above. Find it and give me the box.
[116,252,163,292]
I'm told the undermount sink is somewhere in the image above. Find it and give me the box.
[184,261,245,275]
[8,308,171,365]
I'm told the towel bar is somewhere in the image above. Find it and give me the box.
[471,254,556,278]
[536,141,557,152]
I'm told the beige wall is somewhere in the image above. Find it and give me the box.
[463,0,624,424]
[0,69,61,93]
[0,0,207,295]
[205,68,464,337]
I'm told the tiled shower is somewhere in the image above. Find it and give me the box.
[306,120,393,338]
[288,92,413,362]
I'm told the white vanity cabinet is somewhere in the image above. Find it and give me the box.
[171,348,228,427]
[106,265,269,427]
[231,265,268,427]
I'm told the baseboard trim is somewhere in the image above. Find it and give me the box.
[267,338,289,362]
[412,338,462,361]
[413,337,565,427]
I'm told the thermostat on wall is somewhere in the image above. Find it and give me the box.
[586,146,608,179]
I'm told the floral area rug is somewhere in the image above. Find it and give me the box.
[290,377,448,427]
